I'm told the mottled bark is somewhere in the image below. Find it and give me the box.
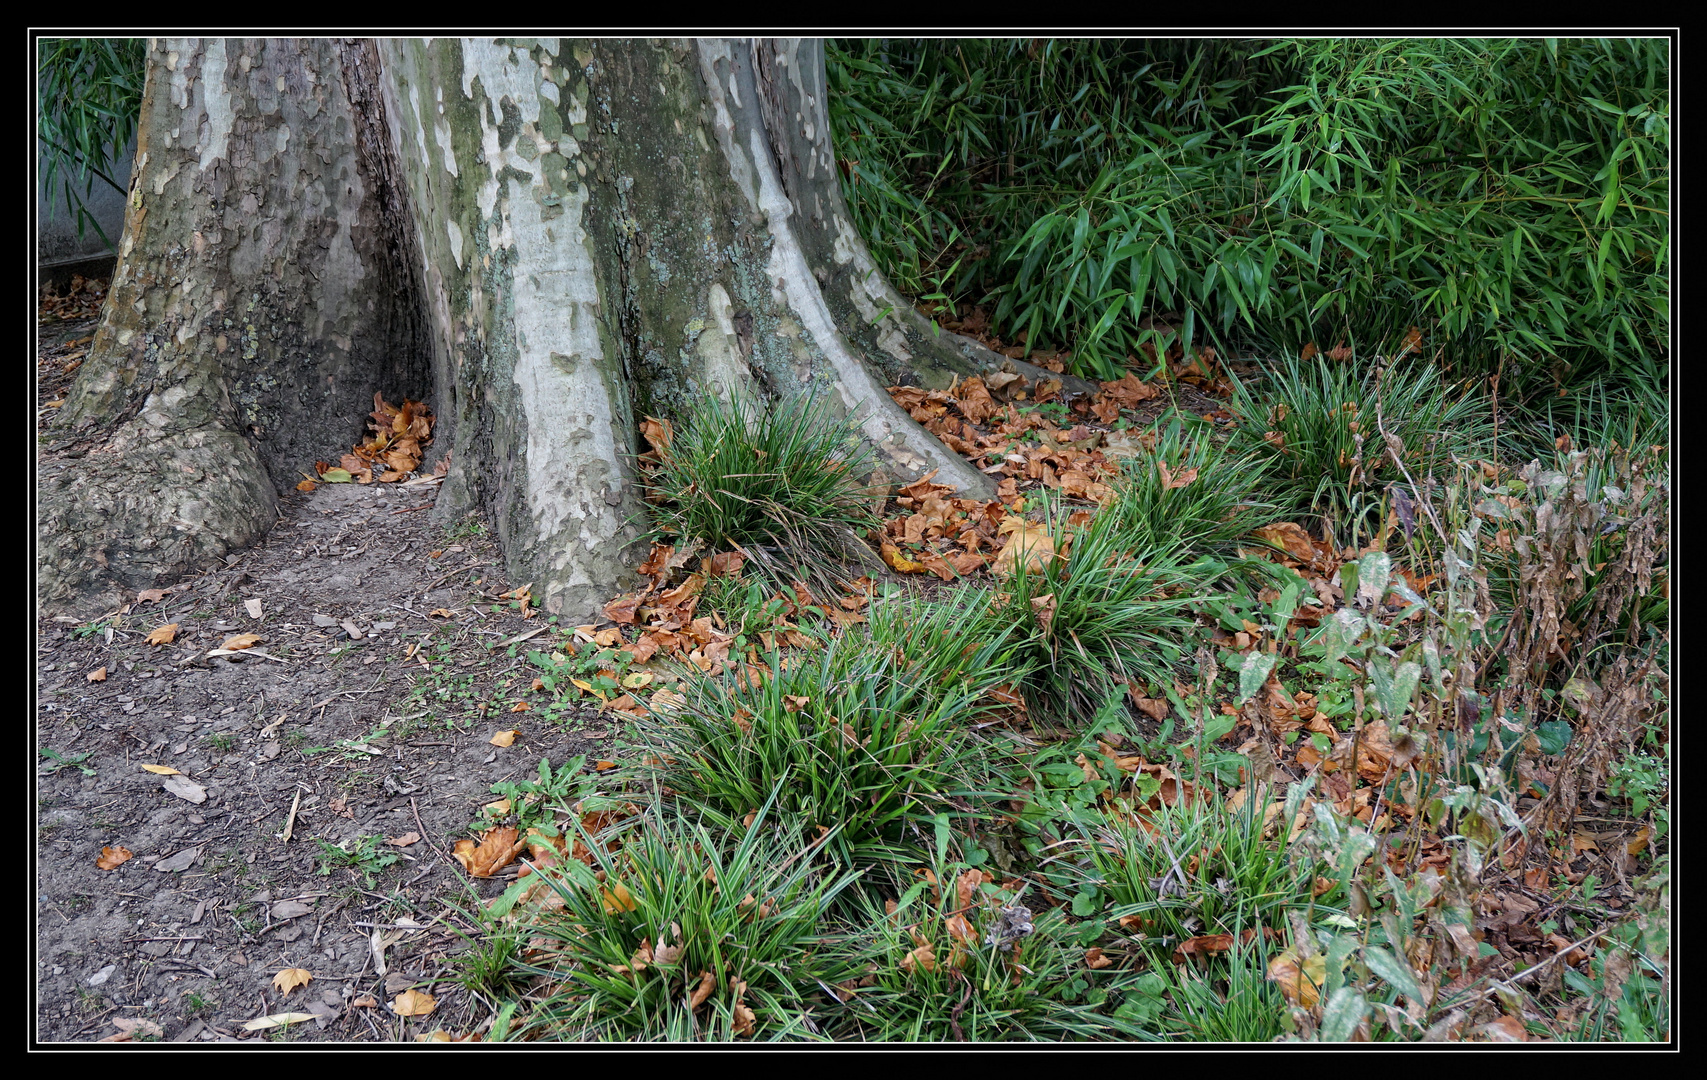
[40,37,1035,623]
[39,38,427,617]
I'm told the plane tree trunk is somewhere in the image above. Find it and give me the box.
[39,37,1036,622]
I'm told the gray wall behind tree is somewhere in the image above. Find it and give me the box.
[37,134,134,269]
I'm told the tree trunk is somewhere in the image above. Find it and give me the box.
[38,37,1040,621]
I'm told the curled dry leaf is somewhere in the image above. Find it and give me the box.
[87,667,107,682]
[1084,947,1114,969]
[452,826,526,878]
[687,970,717,1011]
[145,623,180,646]
[901,944,937,973]
[96,846,133,870]
[1172,933,1234,965]
[220,633,263,651]
[272,967,314,994]
[991,520,1059,578]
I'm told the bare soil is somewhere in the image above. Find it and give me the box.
[36,306,613,1044]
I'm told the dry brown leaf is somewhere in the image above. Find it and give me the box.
[489,729,519,747]
[687,970,717,1010]
[991,520,1059,578]
[96,846,133,870]
[1267,950,1326,1007]
[86,667,107,682]
[136,588,167,604]
[1172,933,1235,965]
[1252,522,1318,564]
[393,989,436,1017]
[601,880,637,914]
[452,826,526,878]
[272,967,313,994]
[145,623,180,646]
[1084,947,1114,969]
[901,944,937,973]
[220,633,262,651]
[387,833,420,848]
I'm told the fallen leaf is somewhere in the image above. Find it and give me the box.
[901,944,937,973]
[489,729,519,747]
[86,667,107,682]
[220,633,262,651]
[1268,949,1327,1007]
[98,1017,165,1042]
[160,775,208,803]
[687,970,717,1010]
[387,833,420,848]
[1029,593,1058,634]
[452,826,526,877]
[243,1012,319,1032]
[1084,947,1113,969]
[146,623,180,646]
[140,763,180,775]
[96,846,133,870]
[601,880,637,914]
[1252,522,1317,564]
[393,989,436,1017]
[1172,933,1235,965]
[273,968,313,994]
[136,589,167,604]
[1479,1015,1528,1042]
[991,520,1060,578]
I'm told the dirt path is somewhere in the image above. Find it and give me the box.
[36,311,613,1042]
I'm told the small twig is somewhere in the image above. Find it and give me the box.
[390,503,435,515]
[412,796,454,872]
[426,559,486,591]
[125,935,205,944]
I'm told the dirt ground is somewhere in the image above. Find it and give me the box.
[36,297,614,1044]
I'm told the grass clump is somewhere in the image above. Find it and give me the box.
[824,851,1151,1041]
[1081,793,1341,945]
[636,618,1017,871]
[1228,355,1491,542]
[986,507,1203,723]
[647,393,881,594]
[1102,415,1273,560]
[506,802,861,1042]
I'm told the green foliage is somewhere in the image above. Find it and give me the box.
[1102,415,1272,559]
[314,833,401,884]
[39,747,98,776]
[507,802,862,1041]
[828,38,1669,388]
[1228,355,1492,542]
[836,896,1147,1040]
[1086,793,1342,943]
[37,38,147,248]
[485,756,591,836]
[647,393,881,595]
[983,507,1204,722]
[636,614,1016,870]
